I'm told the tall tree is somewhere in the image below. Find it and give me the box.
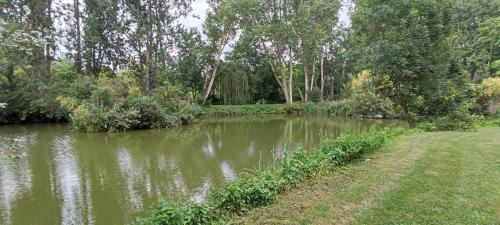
[73,0,82,74]
[352,0,461,124]
[122,0,191,92]
[251,0,298,104]
[467,16,500,80]
[201,0,248,104]
[293,0,341,102]
[27,0,54,79]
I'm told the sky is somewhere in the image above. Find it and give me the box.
[178,0,354,31]
[56,0,354,56]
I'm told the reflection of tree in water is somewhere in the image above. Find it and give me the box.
[0,117,404,225]
[0,132,37,225]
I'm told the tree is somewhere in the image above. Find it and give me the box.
[467,16,500,80]
[293,0,341,102]
[174,28,207,99]
[201,0,249,104]
[352,0,462,124]
[251,0,298,104]
[121,0,191,92]
[73,0,82,74]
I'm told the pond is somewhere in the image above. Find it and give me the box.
[0,115,403,225]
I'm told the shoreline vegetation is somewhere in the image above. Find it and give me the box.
[236,127,500,225]
[135,118,500,225]
[135,128,413,225]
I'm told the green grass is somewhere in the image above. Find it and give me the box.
[194,103,332,117]
[235,128,500,225]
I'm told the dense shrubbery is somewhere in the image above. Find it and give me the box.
[136,128,412,225]
[330,71,396,118]
[415,112,476,132]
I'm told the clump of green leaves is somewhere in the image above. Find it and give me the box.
[330,71,396,118]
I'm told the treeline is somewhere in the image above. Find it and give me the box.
[0,0,499,127]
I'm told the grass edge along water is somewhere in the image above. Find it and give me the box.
[135,127,416,225]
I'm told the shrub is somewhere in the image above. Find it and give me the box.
[71,103,109,132]
[491,108,500,118]
[331,70,396,118]
[134,201,217,225]
[478,77,500,100]
[416,121,437,132]
[211,170,280,214]
[126,96,167,129]
[321,130,389,166]
[279,149,325,186]
[151,83,191,113]
[435,110,476,131]
[307,88,321,103]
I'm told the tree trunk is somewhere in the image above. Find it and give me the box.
[303,62,309,102]
[320,54,324,102]
[45,0,52,78]
[310,58,315,91]
[288,47,294,104]
[269,61,291,104]
[145,0,153,92]
[203,34,227,104]
[73,0,82,74]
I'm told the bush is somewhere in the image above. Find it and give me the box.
[474,77,500,114]
[307,88,321,103]
[126,96,167,129]
[321,130,389,166]
[211,170,280,214]
[416,122,437,132]
[71,103,110,132]
[491,109,500,118]
[435,110,476,131]
[330,95,395,118]
[331,70,396,118]
[134,201,217,225]
[151,83,191,113]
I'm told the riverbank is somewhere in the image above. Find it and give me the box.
[136,127,415,224]
[234,127,500,224]
[197,103,331,117]
[136,119,500,224]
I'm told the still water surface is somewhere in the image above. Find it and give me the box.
[0,115,403,225]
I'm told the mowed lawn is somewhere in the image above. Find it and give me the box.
[234,128,500,225]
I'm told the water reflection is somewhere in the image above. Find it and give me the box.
[53,135,95,225]
[0,116,403,224]
[0,133,36,225]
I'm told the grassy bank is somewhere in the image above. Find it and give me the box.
[68,103,333,132]
[236,128,500,225]
[194,103,331,117]
[136,127,415,224]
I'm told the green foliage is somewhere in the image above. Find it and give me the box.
[321,130,389,166]
[478,77,500,100]
[352,0,466,122]
[416,110,477,132]
[330,71,396,118]
[467,16,500,80]
[220,64,250,105]
[211,170,281,214]
[435,110,476,131]
[151,84,191,113]
[134,201,217,225]
[0,70,71,123]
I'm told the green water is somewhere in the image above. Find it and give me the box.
[0,115,403,225]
